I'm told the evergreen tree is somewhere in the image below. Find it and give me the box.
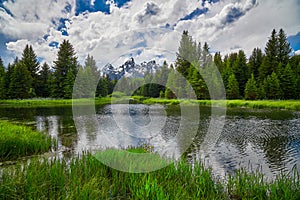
[85,54,99,83]
[176,31,196,77]
[64,69,76,99]
[214,52,224,72]
[6,58,18,98]
[190,67,208,99]
[9,62,32,99]
[36,63,51,97]
[0,58,6,99]
[226,73,240,99]
[232,50,249,96]
[248,48,263,80]
[259,29,279,80]
[72,55,99,98]
[257,83,265,100]
[264,72,281,99]
[245,74,258,100]
[20,45,39,94]
[202,42,212,67]
[52,40,78,98]
[97,76,108,97]
[279,63,296,99]
[278,29,292,65]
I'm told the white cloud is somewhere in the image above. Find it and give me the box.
[295,50,300,55]
[2,0,300,66]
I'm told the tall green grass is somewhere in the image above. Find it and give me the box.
[0,120,55,161]
[0,151,299,199]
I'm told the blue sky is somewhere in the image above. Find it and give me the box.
[0,0,300,67]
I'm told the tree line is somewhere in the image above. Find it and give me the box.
[0,40,114,99]
[0,28,299,100]
[114,29,300,100]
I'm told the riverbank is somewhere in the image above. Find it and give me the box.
[0,151,299,199]
[0,98,300,111]
[142,98,300,111]
[0,120,55,162]
[0,98,112,108]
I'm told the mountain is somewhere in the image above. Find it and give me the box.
[102,58,161,80]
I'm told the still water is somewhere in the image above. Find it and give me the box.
[0,104,299,179]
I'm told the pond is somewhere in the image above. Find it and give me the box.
[0,104,299,179]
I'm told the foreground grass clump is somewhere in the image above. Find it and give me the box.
[0,152,299,199]
[0,120,54,161]
[0,153,223,199]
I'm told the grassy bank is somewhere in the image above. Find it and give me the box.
[1,97,300,111]
[0,120,55,162]
[0,97,112,108]
[0,151,299,199]
[143,98,300,111]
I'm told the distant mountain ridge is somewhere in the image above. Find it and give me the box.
[102,57,161,80]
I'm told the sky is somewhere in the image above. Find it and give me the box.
[0,0,300,67]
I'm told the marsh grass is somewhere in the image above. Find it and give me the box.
[0,120,55,161]
[0,150,299,199]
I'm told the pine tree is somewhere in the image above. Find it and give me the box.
[97,76,108,97]
[244,74,258,100]
[259,29,279,80]
[226,73,240,99]
[0,58,6,99]
[278,29,292,65]
[36,63,51,97]
[264,72,281,99]
[6,58,18,98]
[279,63,296,99]
[233,50,249,97]
[190,67,208,99]
[214,52,224,72]
[64,69,76,99]
[52,40,78,98]
[257,83,265,100]
[248,48,263,80]
[176,31,196,77]
[20,45,39,94]
[9,62,32,99]
[85,54,99,82]
[202,42,212,67]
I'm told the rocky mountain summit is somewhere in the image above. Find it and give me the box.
[102,58,161,80]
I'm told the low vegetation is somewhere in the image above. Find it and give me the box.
[0,151,299,199]
[143,98,300,111]
[1,97,300,111]
[0,120,55,161]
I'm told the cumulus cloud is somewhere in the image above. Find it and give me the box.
[1,0,300,66]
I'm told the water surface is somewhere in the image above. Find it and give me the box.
[0,104,299,179]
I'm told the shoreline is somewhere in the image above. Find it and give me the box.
[1,98,299,111]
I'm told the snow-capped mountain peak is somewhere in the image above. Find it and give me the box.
[102,58,160,80]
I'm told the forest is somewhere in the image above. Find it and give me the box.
[0,28,299,100]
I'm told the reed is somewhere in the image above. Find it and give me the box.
[0,120,55,161]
